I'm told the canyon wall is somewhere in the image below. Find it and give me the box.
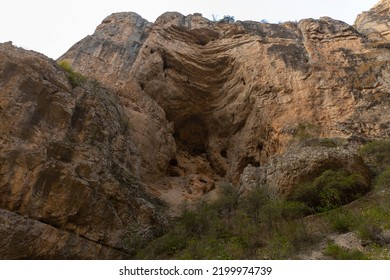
[1,0,390,258]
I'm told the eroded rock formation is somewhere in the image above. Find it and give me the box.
[0,42,169,258]
[59,1,390,202]
[356,0,390,45]
[1,0,390,259]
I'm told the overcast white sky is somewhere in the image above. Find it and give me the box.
[0,0,379,59]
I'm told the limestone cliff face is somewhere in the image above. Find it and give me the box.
[0,42,170,259]
[60,3,390,198]
[355,0,390,45]
[1,0,390,259]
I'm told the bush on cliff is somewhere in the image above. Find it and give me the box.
[58,60,86,87]
[218,15,235,23]
[360,140,390,175]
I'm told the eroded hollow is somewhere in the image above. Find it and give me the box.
[174,117,208,155]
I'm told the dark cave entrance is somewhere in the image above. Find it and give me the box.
[174,117,208,156]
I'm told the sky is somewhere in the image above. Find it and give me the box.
[0,0,379,59]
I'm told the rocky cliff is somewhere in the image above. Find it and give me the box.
[355,0,390,45]
[0,42,169,258]
[1,0,390,259]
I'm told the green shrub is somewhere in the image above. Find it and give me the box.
[359,223,382,243]
[180,207,213,236]
[290,170,366,212]
[375,166,390,189]
[292,124,342,148]
[219,15,235,23]
[136,183,317,259]
[317,138,339,148]
[325,243,369,260]
[180,236,232,260]
[361,205,390,229]
[241,185,271,224]
[305,138,341,148]
[280,200,311,220]
[151,231,187,257]
[358,205,390,243]
[58,60,86,87]
[293,122,318,140]
[360,140,390,175]
[211,183,239,220]
[326,209,359,233]
[259,235,294,259]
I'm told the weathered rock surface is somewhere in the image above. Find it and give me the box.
[239,141,371,196]
[60,3,390,199]
[355,0,390,45]
[61,12,152,88]
[0,42,171,259]
[0,209,124,259]
[1,0,390,259]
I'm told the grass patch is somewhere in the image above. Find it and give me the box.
[304,138,343,148]
[357,204,390,244]
[58,60,86,88]
[375,166,390,189]
[292,123,342,148]
[326,209,359,233]
[293,122,318,140]
[360,140,390,175]
[325,243,369,260]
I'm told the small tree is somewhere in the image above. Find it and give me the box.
[242,185,270,224]
[360,140,390,175]
[212,183,240,222]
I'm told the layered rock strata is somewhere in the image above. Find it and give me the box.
[1,0,390,259]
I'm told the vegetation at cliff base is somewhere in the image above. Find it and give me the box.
[325,243,368,260]
[132,184,314,259]
[126,139,390,260]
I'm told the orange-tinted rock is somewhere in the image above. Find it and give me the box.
[1,0,390,259]
[0,43,168,259]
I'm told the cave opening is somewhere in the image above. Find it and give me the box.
[173,117,208,156]
[220,149,227,158]
[245,156,260,168]
[169,158,178,166]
